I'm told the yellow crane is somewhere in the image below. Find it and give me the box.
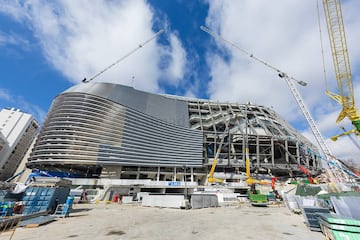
[207,157,224,184]
[207,118,231,184]
[322,0,360,140]
[205,112,269,185]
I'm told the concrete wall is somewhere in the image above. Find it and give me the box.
[142,194,185,208]
[191,194,219,209]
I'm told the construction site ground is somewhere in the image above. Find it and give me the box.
[1,203,323,240]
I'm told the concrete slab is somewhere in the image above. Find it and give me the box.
[2,203,324,240]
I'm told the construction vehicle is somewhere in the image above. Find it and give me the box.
[201,26,325,184]
[200,25,359,189]
[207,118,232,184]
[207,158,224,184]
[244,104,271,186]
[206,113,252,184]
[322,0,360,140]
[205,113,271,185]
[200,26,359,191]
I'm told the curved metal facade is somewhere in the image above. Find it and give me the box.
[28,83,203,177]
[28,82,322,179]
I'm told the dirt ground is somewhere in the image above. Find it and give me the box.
[0,203,324,240]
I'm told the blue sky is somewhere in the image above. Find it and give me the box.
[0,0,360,161]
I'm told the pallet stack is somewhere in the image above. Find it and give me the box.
[317,213,360,239]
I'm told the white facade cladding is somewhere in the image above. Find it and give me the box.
[28,83,204,178]
[0,132,7,152]
[0,108,40,181]
[27,82,322,182]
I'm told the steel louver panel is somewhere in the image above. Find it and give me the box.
[29,92,203,168]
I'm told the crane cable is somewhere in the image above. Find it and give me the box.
[200,26,307,86]
[82,29,164,83]
[316,0,330,93]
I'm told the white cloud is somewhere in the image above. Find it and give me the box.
[163,33,187,84]
[0,88,11,101]
[1,0,359,161]
[0,1,28,23]
[0,0,187,94]
[0,88,47,124]
[205,1,325,109]
[0,30,30,49]
[327,136,360,161]
[205,0,360,159]
[156,30,188,88]
[15,96,48,124]
[0,0,190,122]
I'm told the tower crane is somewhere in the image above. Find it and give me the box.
[200,25,360,188]
[322,0,360,140]
[82,29,164,83]
[200,26,332,158]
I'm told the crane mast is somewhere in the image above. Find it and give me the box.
[322,0,360,138]
[278,72,333,158]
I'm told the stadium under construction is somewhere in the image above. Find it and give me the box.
[26,82,322,187]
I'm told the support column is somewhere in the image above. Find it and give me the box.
[118,166,122,179]
[190,168,194,182]
[156,166,160,181]
[271,138,275,167]
[136,166,140,179]
[306,155,310,168]
[285,140,289,164]
[256,136,260,168]
[243,134,246,169]
[296,142,300,165]
[173,167,176,181]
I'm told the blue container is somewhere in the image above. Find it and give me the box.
[66,196,74,206]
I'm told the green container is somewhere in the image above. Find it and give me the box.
[249,193,267,203]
